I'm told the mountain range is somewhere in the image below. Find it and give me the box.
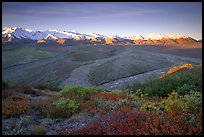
[2,27,201,46]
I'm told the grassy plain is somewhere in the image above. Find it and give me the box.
[2,43,202,89]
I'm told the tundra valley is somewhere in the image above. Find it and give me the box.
[2,27,202,135]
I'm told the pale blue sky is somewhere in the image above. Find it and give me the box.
[2,2,202,40]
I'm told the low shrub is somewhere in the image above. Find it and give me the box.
[140,102,165,114]
[2,80,10,89]
[177,84,197,95]
[110,89,125,94]
[59,85,105,97]
[2,96,31,118]
[159,91,186,112]
[141,91,202,113]
[145,111,202,135]
[67,110,147,135]
[46,106,77,119]
[46,97,80,118]
[161,91,202,113]
[52,97,80,110]
[181,91,202,112]
[118,98,131,105]
[66,108,202,135]
[95,92,133,101]
[30,95,60,117]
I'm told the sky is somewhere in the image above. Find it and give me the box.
[2,2,202,40]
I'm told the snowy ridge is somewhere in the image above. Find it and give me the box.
[44,34,58,40]
[2,27,194,42]
[166,34,187,39]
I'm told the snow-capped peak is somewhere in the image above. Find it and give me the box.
[84,32,106,38]
[166,34,187,39]
[144,33,167,40]
[25,28,33,32]
[127,35,145,40]
[108,35,124,40]
[48,29,60,32]
[3,27,13,30]
[2,27,16,34]
[45,34,58,40]
[69,30,78,33]
[137,33,166,40]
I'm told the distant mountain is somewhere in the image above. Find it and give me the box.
[2,27,200,46]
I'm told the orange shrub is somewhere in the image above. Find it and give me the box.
[2,96,30,117]
[160,64,193,79]
[30,95,60,117]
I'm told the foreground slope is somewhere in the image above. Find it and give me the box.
[2,65,202,135]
